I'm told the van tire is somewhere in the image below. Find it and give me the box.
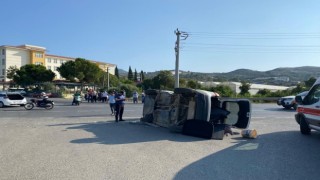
[300,116,311,135]
[0,102,4,108]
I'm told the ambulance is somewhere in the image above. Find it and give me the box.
[295,77,320,134]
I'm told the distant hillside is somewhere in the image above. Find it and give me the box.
[118,68,127,76]
[142,66,320,86]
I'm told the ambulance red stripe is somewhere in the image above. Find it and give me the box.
[297,107,320,116]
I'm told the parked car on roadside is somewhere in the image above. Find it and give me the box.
[277,95,296,109]
[0,92,27,108]
[277,91,309,110]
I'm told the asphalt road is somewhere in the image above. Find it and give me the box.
[1,99,320,180]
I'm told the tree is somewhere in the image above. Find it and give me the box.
[214,85,235,97]
[140,70,144,82]
[239,81,251,96]
[13,64,55,86]
[152,70,174,89]
[115,66,119,78]
[134,69,138,81]
[305,77,317,88]
[256,89,271,96]
[6,65,19,80]
[187,79,201,89]
[57,58,103,84]
[128,66,133,80]
[141,79,154,90]
[179,78,187,87]
[291,83,305,95]
[56,60,77,81]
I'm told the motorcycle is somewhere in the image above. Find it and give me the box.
[72,95,82,106]
[24,98,54,110]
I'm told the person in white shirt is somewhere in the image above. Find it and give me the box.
[108,91,116,115]
[133,91,139,104]
[102,91,108,103]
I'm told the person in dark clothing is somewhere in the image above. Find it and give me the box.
[115,91,125,122]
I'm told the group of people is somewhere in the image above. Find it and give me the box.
[102,90,126,122]
[76,89,146,122]
[133,91,145,104]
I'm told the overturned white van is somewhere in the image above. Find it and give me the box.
[141,88,251,140]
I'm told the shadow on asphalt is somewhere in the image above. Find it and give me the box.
[49,120,206,144]
[174,131,320,180]
[264,107,295,112]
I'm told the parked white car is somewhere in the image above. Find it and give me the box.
[277,95,296,109]
[277,91,309,110]
[0,92,27,108]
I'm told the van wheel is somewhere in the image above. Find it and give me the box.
[0,102,4,108]
[300,116,311,135]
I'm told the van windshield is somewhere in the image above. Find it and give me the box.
[303,84,320,105]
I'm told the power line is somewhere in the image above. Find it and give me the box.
[186,32,320,39]
[182,43,320,48]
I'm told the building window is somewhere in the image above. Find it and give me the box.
[35,62,43,65]
[1,49,5,55]
[47,66,51,70]
[54,59,57,63]
[54,66,58,71]
[47,58,51,63]
[35,52,43,58]
[2,69,5,76]
[2,58,4,65]
[60,60,64,64]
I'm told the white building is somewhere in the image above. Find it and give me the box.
[0,44,116,82]
[201,81,289,95]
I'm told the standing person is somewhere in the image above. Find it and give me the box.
[92,90,97,103]
[102,91,108,103]
[133,91,139,104]
[141,91,145,103]
[87,89,93,103]
[108,91,116,115]
[115,90,125,122]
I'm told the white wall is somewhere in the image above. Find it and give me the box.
[2,48,30,81]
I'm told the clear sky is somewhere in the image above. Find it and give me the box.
[1,0,320,73]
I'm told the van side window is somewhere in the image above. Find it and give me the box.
[303,84,320,105]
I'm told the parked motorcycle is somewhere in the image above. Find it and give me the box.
[24,98,54,110]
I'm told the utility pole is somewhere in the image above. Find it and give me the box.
[174,28,188,88]
[102,72,105,88]
[107,67,110,90]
